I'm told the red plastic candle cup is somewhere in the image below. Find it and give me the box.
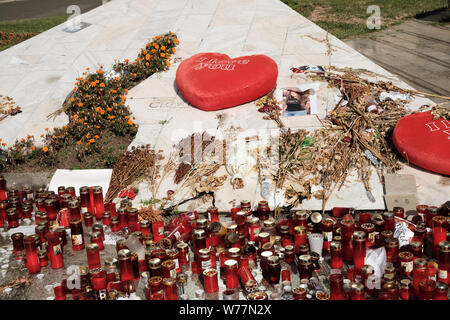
[383,212,395,232]
[207,206,219,222]
[83,211,94,227]
[419,279,436,300]
[292,287,307,300]
[358,212,372,224]
[293,226,307,254]
[238,266,258,292]
[46,231,64,269]
[102,211,111,226]
[330,241,343,269]
[257,200,270,221]
[400,279,412,300]
[413,258,429,297]
[152,220,165,242]
[371,214,385,246]
[160,224,187,250]
[92,186,104,220]
[38,250,48,267]
[166,248,181,273]
[437,241,450,285]
[425,206,439,228]
[148,276,163,298]
[0,202,7,227]
[86,243,101,269]
[281,269,291,282]
[398,251,414,277]
[163,278,178,300]
[161,259,176,279]
[230,207,240,221]
[432,216,448,258]
[24,235,40,274]
[321,218,334,251]
[203,268,219,293]
[140,219,151,235]
[22,204,32,219]
[110,217,120,232]
[193,229,207,254]
[6,208,19,228]
[385,237,399,266]
[79,186,91,214]
[53,285,66,300]
[68,200,81,220]
[340,219,354,262]
[227,248,241,268]
[148,258,162,278]
[410,240,423,260]
[284,245,295,264]
[393,207,405,219]
[117,208,128,229]
[350,282,365,300]
[329,272,346,300]
[176,242,190,266]
[434,282,448,300]
[352,231,366,274]
[70,218,85,251]
[248,217,261,242]
[44,198,58,221]
[0,176,6,201]
[90,268,107,291]
[224,259,239,289]
[11,232,25,257]
[235,211,247,226]
[127,208,139,232]
[198,248,212,273]
[35,198,46,212]
[292,211,308,228]
[361,223,375,247]
[131,252,140,279]
[92,222,105,241]
[118,249,134,282]
[297,254,312,279]
[267,255,281,285]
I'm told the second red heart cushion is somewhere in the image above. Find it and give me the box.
[175,53,278,111]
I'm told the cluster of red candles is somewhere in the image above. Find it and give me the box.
[1,175,449,300]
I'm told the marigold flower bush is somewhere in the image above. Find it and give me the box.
[0,31,35,50]
[0,32,179,171]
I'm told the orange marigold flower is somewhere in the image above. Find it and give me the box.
[77,102,83,107]
[125,59,129,63]
[73,114,79,119]
[154,44,159,50]
[77,141,81,145]
[110,89,117,94]
[160,53,165,57]
[96,70,104,74]
[45,128,49,131]
[100,83,105,88]
[124,89,128,93]
[31,146,35,150]
[107,107,112,112]
[172,47,176,53]
[121,95,126,101]
[124,116,129,120]
[161,46,166,51]
[1,143,6,147]
[174,38,179,44]
[89,139,95,143]
[128,120,133,125]
[145,62,149,66]
[167,61,171,67]
[151,49,156,53]
[94,135,100,139]
[27,135,32,139]
[70,98,75,102]
[21,138,26,142]
[133,73,137,77]
[86,134,91,138]
[145,54,150,61]
[40,134,44,138]
[43,146,48,153]
[91,81,97,87]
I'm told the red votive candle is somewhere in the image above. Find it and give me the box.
[340,219,354,262]
[90,231,104,251]
[83,211,94,227]
[44,198,58,221]
[330,241,343,269]
[79,186,91,214]
[6,208,19,228]
[329,272,346,300]
[438,241,450,285]
[53,285,66,300]
[24,235,40,274]
[207,206,219,222]
[117,208,128,229]
[352,231,366,273]
[413,258,429,297]
[321,218,334,251]
[176,242,190,266]
[86,243,101,269]
[161,259,176,279]
[281,269,291,282]
[92,186,104,220]
[434,282,448,300]
[11,232,25,258]
[419,279,436,300]
[127,208,139,232]
[160,224,188,250]
[267,255,281,285]
[432,216,447,258]
[68,200,81,220]
[203,268,219,293]
[350,282,365,300]
[383,212,395,232]
[104,202,116,218]
[140,220,151,235]
[292,287,307,300]
[398,251,413,276]
[118,249,134,282]
[46,231,64,269]
[293,226,307,254]
[110,217,120,232]
[224,259,239,289]
[256,201,270,221]
[393,207,405,219]
[238,266,258,292]
[385,237,399,266]
[152,220,165,242]
[92,222,105,241]
[425,206,439,228]
[70,218,85,251]
[102,211,111,226]
[400,279,412,300]
[163,278,178,300]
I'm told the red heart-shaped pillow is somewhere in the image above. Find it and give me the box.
[176,53,278,111]
[393,111,450,175]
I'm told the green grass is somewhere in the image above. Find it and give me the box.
[282,0,448,39]
[0,15,68,51]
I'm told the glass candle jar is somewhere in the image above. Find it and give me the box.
[118,249,134,282]
[380,230,393,246]
[198,248,212,273]
[53,285,66,300]
[79,186,91,214]
[203,268,219,293]
[330,241,343,269]
[350,282,365,300]
[47,231,64,269]
[400,279,412,300]
[298,254,313,280]
[258,232,270,248]
[38,249,48,267]
[139,219,151,235]
[117,207,128,229]
[11,232,25,257]
[68,200,81,220]
[240,200,251,212]
[110,217,120,232]
[163,278,178,300]
[361,223,375,247]
[416,204,428,221]
[70,218,85,251]
[260,250,273,280]
[90,231,104,251]
[437,241,450,285]
[293,211,308,228]
[207,206,219,222]
[235,211,247,226]
[419,279,436,300]
[148,276,163,296]
[44,198,58,221]
[102,211,111,226]
[224,259,239,289]
[22,204,32,219]
[340,219,354,262]
[292,287,307,300]
[35,198,46,212]
[293,226,307,254]
[256,201,270,221]
[127,208,139,231]
[130,252,140,279]
[86,243,101,269]
[193,229,207,254]
[413,258,429,297]
[352,231,366,273]
[161,259,176,279]
[382,282,399,300]
[414,223,427,244]
[284,245,295,264]
[398,251,414,277]
[148,258,162,277]
[92,186,104,220]
[371,214,385,246]
[321,218,334,251]
[262,219,277,237]
[83,211,94,227]
[410,241,423,260]
[0,176,6,200]
[434,282,448,300]
[248,217,261,242]
[432,216,448,258]
[425,206,439,228]
[383,212,395,231]
[90,268,107,291]
[92,222,104,241]
[166,249,180,273]
[385,237,399,266]
[0,202,7,228]
[330,272,346,300]
[6,208,19,228]
[176,242,190,266]
[60,193,72,210]
[24,235,40,274]
[393,207,405,219]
